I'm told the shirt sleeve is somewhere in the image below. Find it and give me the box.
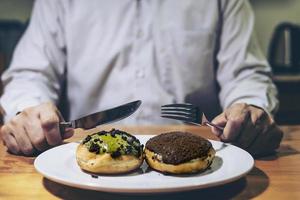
[0,0,66,122]
[216,0,278,116]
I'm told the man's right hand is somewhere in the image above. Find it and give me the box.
[0,102,74,155]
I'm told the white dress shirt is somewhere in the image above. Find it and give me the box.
[0,0,278,124]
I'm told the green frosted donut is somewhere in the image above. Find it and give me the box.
[82,129,143,158]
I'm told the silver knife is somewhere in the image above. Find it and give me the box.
[59,100,142,131]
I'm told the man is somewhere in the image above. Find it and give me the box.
[0,0,282,156]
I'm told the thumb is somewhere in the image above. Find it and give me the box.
[55,109,74,139]
[40,103,62,146]
[62,128,74,139]
[211,113,226,137]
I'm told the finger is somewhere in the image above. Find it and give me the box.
[24,116,48,152]
[211,113,226,136]
[56,109,65,122]
[250,107,270,126]
[56,111,72,137]
[234,119,259,149]
[1,126,20,154]
[220,110,250,142]
[246,124,283,156]
[234,109,269,150]
[40,104,62,146]
[7,122,34,155]
[62,128,74,139]
[52,104,69,137]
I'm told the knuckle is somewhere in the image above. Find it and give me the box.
[45,132,62,146]
[22,109,30,116]
[229,117,244,125]
[0,125,8,134]
[32,135,45,146]
[44,102,56,110]
[240,103,248,109]
[23,106,36,115]
[10,113,27,126]
[9,147,21,155]
[22,146,34,155]
[9,117,19,126]
[255,111,268,123]
[41,115,59,127]
[5,142,20,155]
[234,103,248,110]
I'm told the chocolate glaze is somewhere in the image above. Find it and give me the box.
[145,132,212,165]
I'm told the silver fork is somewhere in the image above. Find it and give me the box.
[161,103,224,130]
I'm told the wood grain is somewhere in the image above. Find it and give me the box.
[0,125,299,200]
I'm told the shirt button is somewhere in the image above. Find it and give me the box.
[136,30,144,39]
[136,70,145,78]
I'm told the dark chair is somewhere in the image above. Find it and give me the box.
[0,20,26,73]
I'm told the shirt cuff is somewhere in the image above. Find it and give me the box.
[0,98,42,123]
[230,98,275,118]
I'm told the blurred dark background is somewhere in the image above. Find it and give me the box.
[0,0,300,124]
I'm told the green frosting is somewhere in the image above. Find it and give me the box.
[82,129,143,158]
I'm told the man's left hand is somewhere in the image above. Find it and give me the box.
[211,103,283,156]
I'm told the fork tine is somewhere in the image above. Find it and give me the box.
[161,111,196,117]
[161,109,193,113]
[161,103,194,109]
[161,114,195,122]
[160,106,196,110]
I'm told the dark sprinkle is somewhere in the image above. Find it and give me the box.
[82,135,92,144]
[86,129,143,158]
[137,152,141,157]
[127,137,134,144]
[133,144,140,151]
[89,142,100,153]
[91,175,98,178]
[111,151,121,158]
[126,145,132,151]
[125,145,134,155]
[97,131,107,135]
[111,132,116,137]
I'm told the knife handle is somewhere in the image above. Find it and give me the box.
[59,121,73,135]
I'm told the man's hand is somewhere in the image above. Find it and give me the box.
[211,103,283,156]
[0,102,74,155]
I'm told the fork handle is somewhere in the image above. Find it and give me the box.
[204,122,224,131]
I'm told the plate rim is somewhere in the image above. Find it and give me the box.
[34,135,254,193]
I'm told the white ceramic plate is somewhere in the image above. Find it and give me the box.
[34,135,254,193]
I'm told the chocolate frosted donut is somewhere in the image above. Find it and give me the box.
[145,132,215,174]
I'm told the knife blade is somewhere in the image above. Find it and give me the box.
[59,100,142,130]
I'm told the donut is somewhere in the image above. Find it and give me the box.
[76,129,144,174]
[145,132,215,174]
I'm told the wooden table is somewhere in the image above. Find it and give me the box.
[0,125,299,200]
